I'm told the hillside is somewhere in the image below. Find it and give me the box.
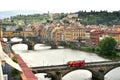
[77,11,120,25]
[0,10,42,19]
[0,10,120,26]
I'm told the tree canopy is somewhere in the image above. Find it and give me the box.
[98,37,117,56]
[77,11,120,25]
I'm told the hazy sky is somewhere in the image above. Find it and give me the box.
[0,0,120,13]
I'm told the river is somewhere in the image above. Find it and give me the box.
[9,38,120,80]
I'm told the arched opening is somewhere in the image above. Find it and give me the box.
[63,70,92,80]
[11,37,22,42]
[11,37,35,50]
[12,44,28,51]
[35,73,51,80]
[105,67,120,80]
[3,38,7,42]
[3,37,21,42]
[34,44,51,50]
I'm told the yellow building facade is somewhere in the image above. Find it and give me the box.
[64,26,86,42]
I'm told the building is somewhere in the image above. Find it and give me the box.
[72,26,86,42]
[64,27,73,42]
[90,28,102,45]
[52,24,64,42]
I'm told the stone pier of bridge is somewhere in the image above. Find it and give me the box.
[44,70,62,80]
[27,41,35,50]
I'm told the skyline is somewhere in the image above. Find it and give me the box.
[0,0,120,13]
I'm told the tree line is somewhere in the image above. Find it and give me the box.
[77,10,120,25]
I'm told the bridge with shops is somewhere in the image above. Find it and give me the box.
[3,31,58,50]
[8,39,58,50]
[4,37,58,50]
[7,37,41,50]
[31,60,120,80]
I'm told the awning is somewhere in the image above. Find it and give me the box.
[3,52,22,72]
[0,42,22,72]
[0,60,4,80]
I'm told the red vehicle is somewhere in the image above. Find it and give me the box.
[67,60,85,67]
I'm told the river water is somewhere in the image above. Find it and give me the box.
[10,38,120,80]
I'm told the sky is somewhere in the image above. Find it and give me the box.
[0,0,120,13]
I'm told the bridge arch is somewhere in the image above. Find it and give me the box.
[35,69,92,80]
[104,66,120,79]
[12,43,35,50]
[35,73,51,79]
[104,65,120,75]
[12,44,28,51]
[62,69,92,80]
[60,68,90,76]
[12,42,44,50]
[3,38,7,42]
[3,37,23,42]
[11,37,23,42]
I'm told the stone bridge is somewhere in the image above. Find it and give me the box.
[8,39,59,50]
[8,40,59,50]
[31,60,120,80]
[8,40,38,50]
[4,36,42,50]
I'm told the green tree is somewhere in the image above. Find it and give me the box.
[98,37,117,56]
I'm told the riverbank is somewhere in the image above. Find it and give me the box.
[60,42,120,61]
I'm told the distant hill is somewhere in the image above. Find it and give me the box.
[0,10,43,19]
[77,11,120,25]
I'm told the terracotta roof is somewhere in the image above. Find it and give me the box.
[16,54,38,80]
